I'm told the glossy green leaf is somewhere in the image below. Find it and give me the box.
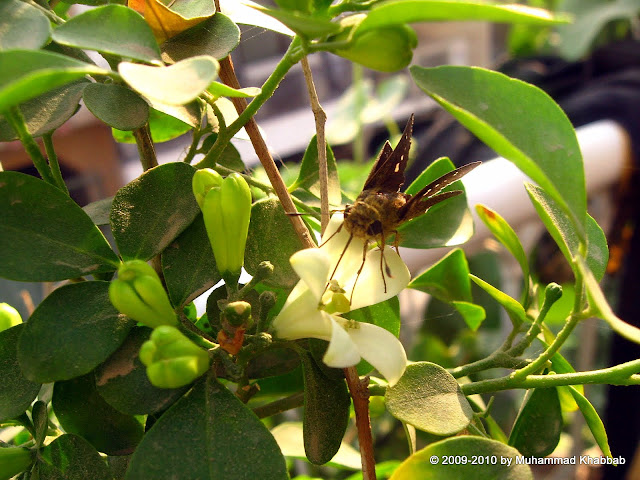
[161,214,220,307]
[83,83,150,131]
[95,327,188,415]
[111,162,200,261]
[245,198,306,288]
[385,362,473,435]
[125,376,288,479]
[508,387,562,457]
[53,374,143,455]
[470,274,528,325]
[390,436,533,480]
[409,249,472,303]
[83,197,113,226]
[526,183,608,281]
[0,325,41,422]
[32,401,48,448]
[0,49,108,114]
[52,5,161,63]
[0,0,52,51]
[119,55,219,105]
[208,82,261,99]
[357,1,567,35]
[251,6,340,38]
[271,422,362,470]
[162,13,241,62]
[557,0,639,61]
[399,157,474,248]
[18,281,134,383]
[300,353,350,465]
[576,257,640,344]
[36,434,112,480]
[0,171,119,281]
[112,107,193,143]
[0,81,87,142]
[292,135,341,206]
[566,385,612,458]
[451,300,486,331]
[411,65,586,235]
[476,204,529,281]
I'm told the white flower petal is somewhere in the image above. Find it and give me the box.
[272,288,332,340]
[338,319,407,385]
[321,214,367,282]
[289,248,330,301]
[348,246,411,311]
[322,315,361,368]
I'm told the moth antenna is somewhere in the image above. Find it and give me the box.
[319,221,344,248]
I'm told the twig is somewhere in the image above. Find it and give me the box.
[301,56,330,233]
[253,392,305,418]
[132,125,158,171]
[215,55,314,249]
[344,368,377,480]
[43,133,69,194]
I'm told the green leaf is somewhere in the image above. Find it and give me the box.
[566,385,612,458]
[17,281,134,383]
[162,13,241,63]
[411,65,586,235]
[576,257,640,344]
[111,162,200,261]
[36,434,112,480]
[251,6,340,38]
[119,55,219,105]
[245,198,306,288]
[95,327,188,415]
[161,214,220,307]
[557,0,639,61]
[385,362,473,435]
[292,135,341,206]
[0,325,41,422]
[125,376,288,479]
[0,0,52,51]
[300,352,350,465]
[271,422,362,470]
[0,171,120,281]
[0,49,108,113]
[32,401,49,448]
[112,107,193,143]
[275,0,311,14]
[83,197,113,226]
[451,300,486,332]
[220,0,294,36]
[0,81,87,142]
[390,436,533,479]
[52,5,161,63]
[356,0,568,35]
[409,249,472,303]
[526,183,608,281]
[534,338,581,412]
[53,374,144,455]
[83,83,150,131]
[508,387,562,457]
[476,204,529,281]
[399,157,475,248]
[208,82,261,99]
[470,274,528,325]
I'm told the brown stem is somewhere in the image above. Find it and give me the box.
[344,367,377,480]
[301,56,330,233]
[217,55,314,249]
[133,125,158,171]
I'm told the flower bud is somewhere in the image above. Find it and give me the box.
[0,446,34,480]
[0,303,22,332]
[197,172,252,280]
[192,168,223,208]
[139,325,210,388]
[222,301,252,328]
[109,260,177,328]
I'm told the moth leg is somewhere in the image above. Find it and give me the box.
[319,220,344,248]
[327,232,353,293]
[378,237,389,294]
[350,239,370,304]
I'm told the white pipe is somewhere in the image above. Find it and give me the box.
[401,120,631,274]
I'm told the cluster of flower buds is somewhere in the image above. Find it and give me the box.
[139,325,210,389]
[192,169,252,285]
[109,260,177,328]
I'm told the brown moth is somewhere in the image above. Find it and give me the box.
[328,114,480,295]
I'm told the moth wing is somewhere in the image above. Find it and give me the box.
[362,114,414,193]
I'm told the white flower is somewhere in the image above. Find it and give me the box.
[272,214,410,385]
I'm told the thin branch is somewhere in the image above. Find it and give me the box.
[301,56,330,233]
[132,125,158,171]
[344,368,377,480]
[253,392,305,418]
[43,133,69,194]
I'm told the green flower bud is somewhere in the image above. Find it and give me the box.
[199,172,252,279]
[330,16,417,72]
[192,168,223,208]
[223,301,252,328]
[139,325,210,389]
[0,303,22,332]
[0,446,34,480]
[109,260,177,328]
